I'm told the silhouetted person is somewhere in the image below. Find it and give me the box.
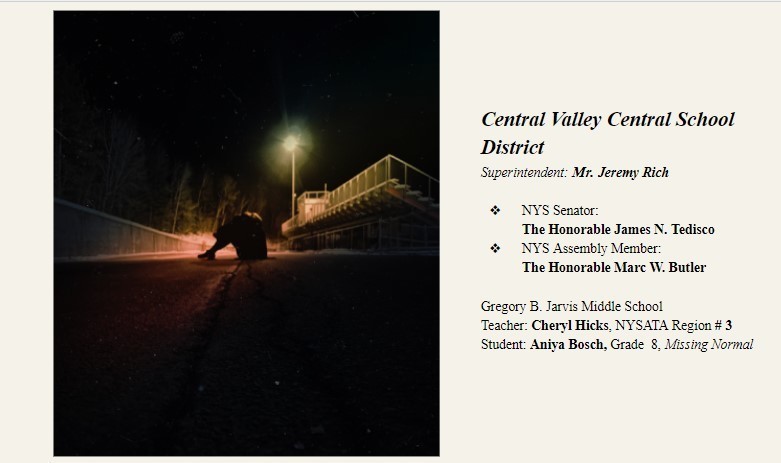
[198,212,268,260]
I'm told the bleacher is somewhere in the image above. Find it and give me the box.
[281,155,439,250]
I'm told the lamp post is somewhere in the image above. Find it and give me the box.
[284,135,298,219]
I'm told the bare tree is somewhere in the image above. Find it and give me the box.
[98,115,147,215]
[213,175,240,230]
[170,163,193,233]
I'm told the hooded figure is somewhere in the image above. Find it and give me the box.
[198,212,268,260]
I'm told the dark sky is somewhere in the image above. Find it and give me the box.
[54,11,439,195]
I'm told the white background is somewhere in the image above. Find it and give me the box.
[2,1,779,462]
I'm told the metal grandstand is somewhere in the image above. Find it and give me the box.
[281,155,439,250]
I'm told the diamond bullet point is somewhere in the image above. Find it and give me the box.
[490,243,501,253]
[490,205,500,215]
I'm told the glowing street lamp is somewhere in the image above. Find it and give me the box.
[284,135,298,219]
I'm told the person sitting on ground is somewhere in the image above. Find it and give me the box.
[198,211,268,260]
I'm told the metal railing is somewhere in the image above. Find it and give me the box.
[55,198,207,258]
[281,155,439,234]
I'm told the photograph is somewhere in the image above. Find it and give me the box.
[53,10,439,456]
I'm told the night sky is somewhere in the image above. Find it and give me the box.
[55,11,439,199]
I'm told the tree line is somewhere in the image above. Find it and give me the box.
[54,60,282,237]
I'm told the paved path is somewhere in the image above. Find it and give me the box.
[54,252,439,456]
